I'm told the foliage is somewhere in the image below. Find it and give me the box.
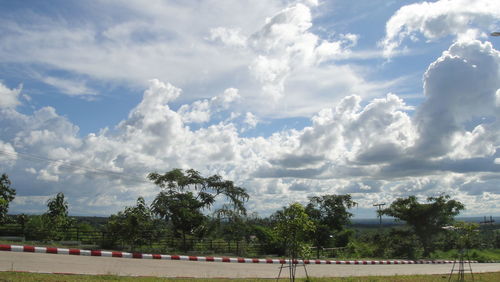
[148,169,249,248]
[41,192,74,240]
[19,193,75,241]
[430,248,500,263]
[305,194,357,257]
[333,228,354,248]
[0,173,16,224]
[23,215,51,241]
[252,224,282,255]
[443,221,481,250]
[216,213,251,242]
[379,194,464,256]
[352,228,422,259]
[106,197,158,251]
[273,202,315,259]
[46,192,69,218]
[16,213,28,229]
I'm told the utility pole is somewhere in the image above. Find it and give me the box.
[373,203,386,226]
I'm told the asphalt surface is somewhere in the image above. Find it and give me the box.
[1,252,499,278]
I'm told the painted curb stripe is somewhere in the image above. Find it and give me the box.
[0,244,477,265]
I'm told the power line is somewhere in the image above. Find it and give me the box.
[0,149,152,185]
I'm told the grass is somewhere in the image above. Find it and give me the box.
[430,249,500,262]
[0,272,499,281]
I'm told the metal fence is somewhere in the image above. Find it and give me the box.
[0,226,266,256]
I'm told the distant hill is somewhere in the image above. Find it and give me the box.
[350,216,499,227]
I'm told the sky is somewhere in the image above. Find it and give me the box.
[0,0,499,218]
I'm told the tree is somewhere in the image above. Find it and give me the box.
[305,194,357,257]
[148,168,249,249]
[273,203,315,281]
[273,203,315,258]
[379,195,464,256]
[0,173,16,224]
[46,192,68,219]
[152,191,206,250]
[16,213,29,230]
[215,210,251,242]
[446,221,480,250]
[43,192,72,240]
[106,197,158,251]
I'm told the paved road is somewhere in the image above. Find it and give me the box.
[1,252,499,278]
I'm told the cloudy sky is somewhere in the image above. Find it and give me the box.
[0,0,499,218]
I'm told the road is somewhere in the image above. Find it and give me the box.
[1,252,499,278]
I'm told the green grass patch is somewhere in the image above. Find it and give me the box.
[430,249,500,262]
[0,272,499,281]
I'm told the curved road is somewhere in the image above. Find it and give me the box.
[1,252,499,278]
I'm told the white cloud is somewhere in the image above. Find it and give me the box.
[41,76,96,97]
[244,112,259,129]
[209,27,247,47]
[0,140,17,167]
[37,168,60,182]
[414,40,500,158]
[0,1,499,217]
[0,82,22,108]
[0,0,394,121]
[246,3,359,101]
[1,71,499,216]
[178,88,241,124]
[381,0,500,57]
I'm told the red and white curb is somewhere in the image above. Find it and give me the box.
[0,244,477,265]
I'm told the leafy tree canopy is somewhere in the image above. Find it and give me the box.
[306,194,357,232]
[107,197,157,250]
[148,168,249,214]
[305,194,357,256]
[379,194,464,256]
[273,202,315,259]
[148,169,249,247]
[46,192,68,219]
[0,173,16,223]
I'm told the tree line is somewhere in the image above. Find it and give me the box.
[1,171,498,259]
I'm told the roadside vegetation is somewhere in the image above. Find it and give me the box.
[1,171,499,262]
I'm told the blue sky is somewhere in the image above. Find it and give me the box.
[0,0,499,218]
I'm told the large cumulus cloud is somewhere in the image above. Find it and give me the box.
[1,36,499,216]
[0,0,499,217]
[381,0,500,57]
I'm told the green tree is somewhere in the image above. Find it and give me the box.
[379,195,464,257]
[274,203,315,259]
[305,194,357,258]
[449,221,480,250]
[0,173,16,224]
[152,191,206,250]
[215,210,250,242]
[273,203,315,281]
[46,192,68,218]
[16,213,29,231]
[148,168,249,249]
[106,197,157,251]
[43,192,72,240]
